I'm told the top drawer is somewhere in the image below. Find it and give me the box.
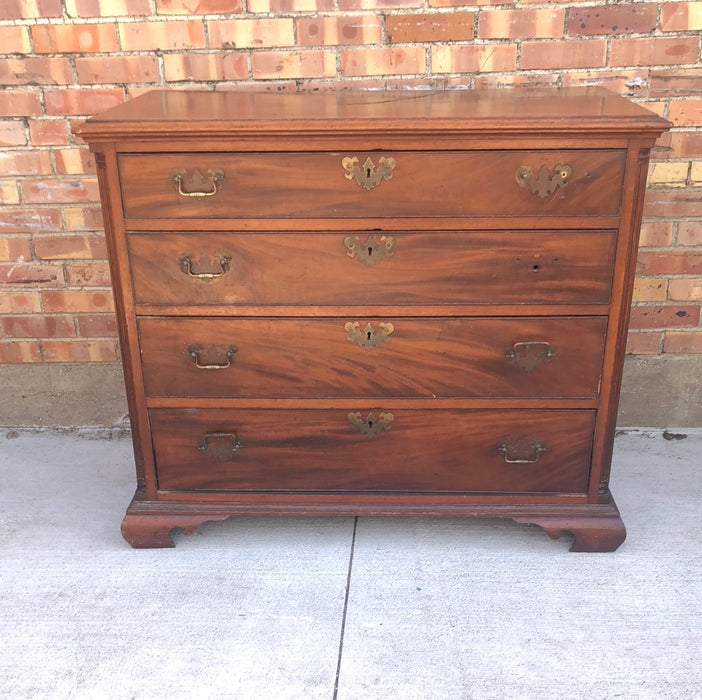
[118,150,626,221]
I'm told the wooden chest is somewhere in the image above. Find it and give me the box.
[80,88,669,551]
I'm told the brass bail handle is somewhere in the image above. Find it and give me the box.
[198,432,242,461]
[516,163,571,198]
[171,168,224,199]
[179,254,231,280]
[188,344,237,370]
[497,439,546,464]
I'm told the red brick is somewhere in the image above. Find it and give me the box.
[298,16,383,46]
[65,263,112,287]
[668,99,702,127]
[156,0,242,12]
[342,46,425,76]
[42,340,117,362]
[75,56,160,85]
[521,39,607,70]
[63,208,106,233]
[222,54,250,80]
[21,178,100,205]
[64,0,151,16]
[432,45,517,73]
[0,341,42,363]
[668,278,702,301]
[0,209,62,234]
[637,251,702,275]
[31,24,119,54]
[208,18,294,49]
[0,90,42,118]
[340,0,422,8]
[643,190,702,218]
[0,122,27,147]
[626,331,662,355]
[629,304,700,329]
[0,263,62,287]
[660,2,702,31]
[1,315,76,339]
[253,50,336,79]
[44,89,125,117]
[610,37,699,67]
[0,58,73,87]
[34,235,107,260]
[568,4,657,36]
[678,221,702,246]
[667,132,702,159]
[0,151,52,176]
[0,238,32,262]
[42,290,115,313]
[119,20,206,51]
[0,0,61,18]
[0,291,42,314]
[650,69,702,98]
[0,181,20,206]
[250,0,334,10]
[388,12,474,42]
[663,331,702,353]
[29,120,70,147]
[54,149,97,176]
[0,26,31,54]
[163,53,224,82]
[479,8,564,39]
[639,222,673,247]
[76,314,118,337]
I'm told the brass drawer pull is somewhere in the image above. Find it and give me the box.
[516,164,571,198]
[497,439,546,464]
[171,167,224,198]
[179,254,231,280]
[344,234,395,267]
[188,344,237,370]
[198,432,242,461]
[505,340,555,372]
[342,156,396,190]
[347,411,394,438]
[345,321,394,349]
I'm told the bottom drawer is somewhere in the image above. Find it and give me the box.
[150,408,595,494]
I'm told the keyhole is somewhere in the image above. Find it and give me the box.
[367,330,372,341]
[367,419,373,429]
[366,168,372,179]
[368,246,373,257]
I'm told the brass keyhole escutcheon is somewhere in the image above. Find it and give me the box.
[344,235,395,267]
[345,321,394,349]
[516,164,572,198]
[342,156,396,190]
[347,411,394,438]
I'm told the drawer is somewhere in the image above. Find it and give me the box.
[128,230,616,306]
[119,150,626,220]
[150,407,595,493]
[138,316,606,399]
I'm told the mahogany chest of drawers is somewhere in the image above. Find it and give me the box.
[81,88,668,550]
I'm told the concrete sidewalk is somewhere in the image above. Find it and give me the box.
[1,427,700,699]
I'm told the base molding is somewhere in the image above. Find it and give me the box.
[121,492,626,552]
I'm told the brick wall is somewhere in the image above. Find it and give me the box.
[1,0,701,366]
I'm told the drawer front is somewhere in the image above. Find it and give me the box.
[138,316,606,399]
[119,150,625,220]
[128,231,616,306]
[151,408,594,493]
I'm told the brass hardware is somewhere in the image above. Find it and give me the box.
[347,411,394,438]
[342,156,396,191]
[505,341,555,372]
[188,344,237,370]
[198,432,242,461]
[497,439,546,464]
[345,321,394,349]
[516,164,572,198]
[179,254,231,280]
[171,168,224,199]
[344,235,395,267]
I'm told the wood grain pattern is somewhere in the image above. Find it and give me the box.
[138,316,607,399]
[150,407,595,494]
[128,230,616,306]
[118,150,626,220]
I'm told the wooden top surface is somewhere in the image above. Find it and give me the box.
[79,87,670,141]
